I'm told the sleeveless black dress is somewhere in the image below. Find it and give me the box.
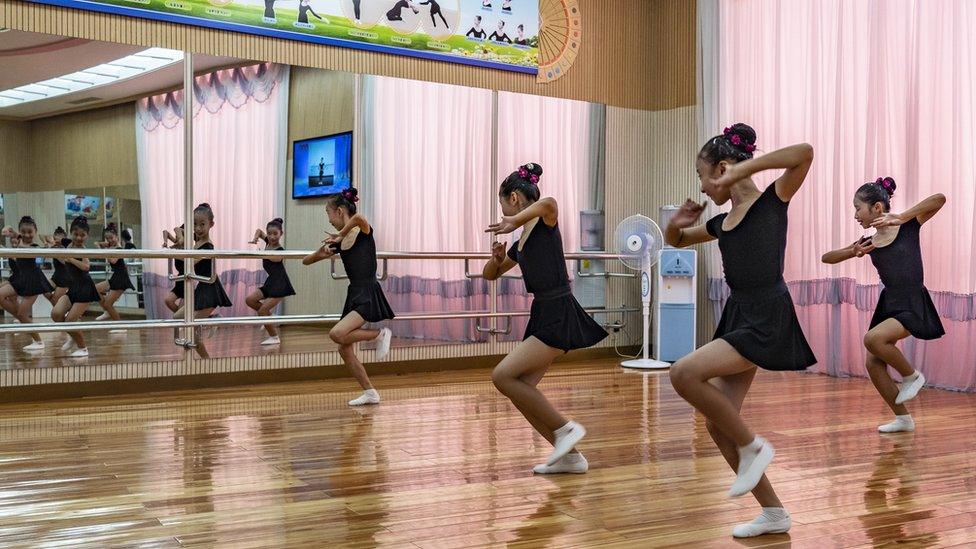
[259,247,296,298]
[51,252,72,289]
[193,242,232,311]
[65,254,101,304]
[867,218,944,340]
[337,229,394,323]
[507,221,607,352]
[705,184,817,371]
[107,253,136,292]
[10,244,55,297]
[171,258,185,299]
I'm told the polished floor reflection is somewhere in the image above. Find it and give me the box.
[0,360,973,547]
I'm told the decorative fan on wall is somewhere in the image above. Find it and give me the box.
[537,0,582,83]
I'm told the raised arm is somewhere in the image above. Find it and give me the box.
[665,199,715,248]
[716,143,815,202]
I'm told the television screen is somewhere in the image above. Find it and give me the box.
[293,131,353,199]
[65,195,101,219]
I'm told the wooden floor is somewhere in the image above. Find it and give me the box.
[1,360,975,547]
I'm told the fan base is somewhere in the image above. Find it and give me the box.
[621,358,671,370]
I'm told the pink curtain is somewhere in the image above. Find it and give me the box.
[137,63,289,319]
[711,1,976,390]
[362,77,602,342]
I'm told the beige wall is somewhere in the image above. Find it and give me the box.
[0,0,695,112]
[605,105,714,347]
[0,120,30,190]
[29,103,138,191]
[283,67,357,315]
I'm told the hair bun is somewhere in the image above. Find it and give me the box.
[875,176,897,198]
[54,226,65,233]
[723,123,757,152]
[198,202,211,209]
[272,217,283,225]
[524,163,543,177]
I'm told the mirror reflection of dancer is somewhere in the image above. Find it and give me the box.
[162,224,185,314]
[94,223,135,332]
[172,203,233,359]
[53,216,102,358]
[489,20,511,43]
[247,218,296,346]
[303,188,393,407]
[514,24,527,45]
[0,217,54,352]
[297,0,324,24]
[465,15,487,38]
[44,226,71,306]
[386,0,419,21]
[420,0,448,27]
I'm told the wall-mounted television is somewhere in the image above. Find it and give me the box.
[292,131,353,199]
[65,195,101,219]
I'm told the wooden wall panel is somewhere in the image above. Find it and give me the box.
[0,120,29,191]
[27,102,138,191]
[283,66,356,316]
[0,0,695,111]
[605,105,714,347]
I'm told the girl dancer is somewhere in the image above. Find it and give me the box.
[248,218,296,346]
[173,204,232,359]
[53,216,101,358]
[665,124,816,538]
[822,178,945,433]
[95,223,135,329]
[162,225,185,314]
[483,163,607,474]
[303,188,393,406]
[44,227,71,305]
[0,217,54,351]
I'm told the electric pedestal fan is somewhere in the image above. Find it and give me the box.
[614,214,668,369]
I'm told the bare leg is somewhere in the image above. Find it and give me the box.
[330,311,381,391]
[491,337,566,435]
[100,289,124,321]
[258,297,283,337]
[705,368,783,508]
[668,339,758,447]
[64,302,91,349]
[165,291,181,314]
[16,295,42,343]
[864,319,915,377]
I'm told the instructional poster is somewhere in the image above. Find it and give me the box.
[28,0,540,73]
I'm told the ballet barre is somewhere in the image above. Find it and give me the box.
[0,247,640,340]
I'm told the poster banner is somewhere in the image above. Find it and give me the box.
[28,0,540,73]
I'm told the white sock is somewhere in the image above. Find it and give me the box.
[533,452,588,474]
[878,414,915,433]
[732,507,791,538]
[902,371,920,382]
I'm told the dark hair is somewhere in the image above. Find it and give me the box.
[856,177,897,212]
[699,123,757,165]
[518,24,524,30]
[53,226,66,236]
[266,217,284,232]
[18,216,37,230]
[194,202,214,221]
[475,15,481,21]
[500,162,543,202]
[121,228,133,242]
[328,188,359,215]
[103,222,118,237]
[70,215,89,234]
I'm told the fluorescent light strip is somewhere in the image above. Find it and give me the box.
[0,47,183,108]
